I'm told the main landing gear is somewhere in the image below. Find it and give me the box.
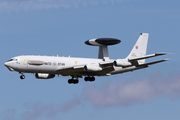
[68,77,79,84]
[84,76,95,82]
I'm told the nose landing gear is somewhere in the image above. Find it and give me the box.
[20,74,25,79]
[19,72,25,79]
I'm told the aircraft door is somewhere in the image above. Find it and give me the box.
[22,56,28,69]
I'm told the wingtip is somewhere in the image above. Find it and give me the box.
[164,59,170,61]
[164,53,174,55]
[156,53,174,55]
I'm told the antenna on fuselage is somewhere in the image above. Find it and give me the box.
[85,38,121,61]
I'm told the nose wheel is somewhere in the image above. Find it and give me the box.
[20,74,25,79]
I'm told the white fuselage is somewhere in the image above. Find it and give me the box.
[4,55,147,77]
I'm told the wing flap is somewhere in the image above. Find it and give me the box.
[128,53,168,61]
[137,59,170,67]
[56,65,84,73]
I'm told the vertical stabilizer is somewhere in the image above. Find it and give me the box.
[126,33,149,64]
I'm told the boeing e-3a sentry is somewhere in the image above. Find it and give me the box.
[4,33,169,84]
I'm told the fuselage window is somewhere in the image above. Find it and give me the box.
[12,59,18,61]
[7,59,13,62]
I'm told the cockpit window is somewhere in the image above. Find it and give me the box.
[7,59,13,62]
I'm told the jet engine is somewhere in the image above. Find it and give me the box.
[35,73,55,79]
[84,63,102,72]
[114,59,132,67]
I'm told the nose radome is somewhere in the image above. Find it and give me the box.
[4,62,14,71]
[4,62,9,67]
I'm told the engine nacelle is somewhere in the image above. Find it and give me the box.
[35,73,55,79]
[114,59,132,67]
[84,63,102,72]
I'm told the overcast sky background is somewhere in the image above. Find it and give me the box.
[0,0,180,120]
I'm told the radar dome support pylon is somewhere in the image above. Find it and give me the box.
[98,45,109,61]
[85,38,121,61]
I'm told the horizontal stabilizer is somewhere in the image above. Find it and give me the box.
[137,59,170,67]
[128,53,168,61]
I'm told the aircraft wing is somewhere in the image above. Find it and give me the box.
[56,61,114,76]
[136,59,170,67]
[128,53,168,61]
[56,65,84,74]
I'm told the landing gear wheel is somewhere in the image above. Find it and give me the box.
[20,75,25,79]
[84,77,89,82]
[84,76,95,82]
[68,79,79,84]
[68,79,72,84]
[74,79,79,84]
[91,76,95,81]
